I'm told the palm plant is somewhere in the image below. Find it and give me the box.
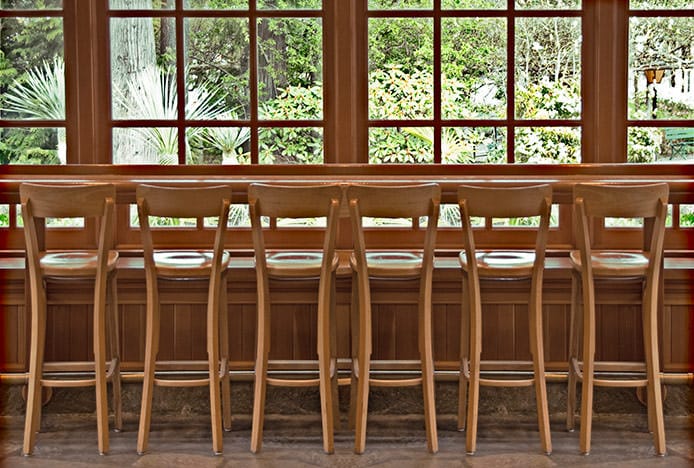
[2,56,66,164]
[202,111,251,164]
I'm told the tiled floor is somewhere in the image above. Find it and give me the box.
[1,412,692,467]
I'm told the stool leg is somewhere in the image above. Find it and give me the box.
[579,274,596,455]
[348,272,359,431]
[23,285,46,456]
[250,283,271,453]
[207,280,223,455]
[530,280,552,455]
[94,274,110,455]
[219,274,232,432]
[643,279,666,455]
[137,284,160,455]
[567,271,581,432]
[107,272,122,432]
[419,279,438,454]
[329,271,340,431]
[317,273,335,454]
[457,274,469,432]
[465,279,482,455]
[354,274,371,455]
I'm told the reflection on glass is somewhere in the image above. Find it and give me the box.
[628,127,693,163]
[112,127,179,164]
[184,0,248,9]
[0,127,63,164]
[515,17,581,120]
[442,0,505,9]
[257,0,321,9]
[442,18,506,119]
[630,0,694,10]
[442,127,506,163]
[369,127,433,163]
[186,127,251,164]
[257,18,323,120]
[628,17,694,121]
[185,18,250,119]
[516,0,581,9]
[369,0,433,9]
[515,127,580,163]
[258,127,323,163]
[369,18,433,120]
[110,0,172,9]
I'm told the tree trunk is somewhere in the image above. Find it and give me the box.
[110,0,158,163]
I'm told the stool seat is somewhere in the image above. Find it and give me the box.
[351,251,423,277]
[266,250,338,278]
[569,250,650,276]
[460,250,536,277]
[153,250,231,277]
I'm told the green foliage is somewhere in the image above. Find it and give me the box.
[2,56,64,119]
[516,80,580,120]
[515,127,580,164]
[627,127,661,163]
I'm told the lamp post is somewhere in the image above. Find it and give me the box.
[644,68,664,119]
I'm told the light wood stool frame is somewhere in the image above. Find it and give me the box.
[248,183,342,454]
[20,183,122,456]
[566,183,668,456]
[347,183,440,454]
[457,184,553,455]
[136,184,232,455]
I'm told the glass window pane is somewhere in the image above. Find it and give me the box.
[185,18,250,119]
[515,126,581,163]
[186,126,251,164]
[110,0,174,10]
[257,18,323,120]
[442,18,506,119]
[1,0,61,8]
[630,1,694,10]
[258,127,323,163]
[628,127,694,162]
[442,127,507,163]
[257,0,321,9]
[515,17,581,120]
[185,0,248,9]
[0,205,8,227]
[0,127,63,164]
[680,204,694,227]
[369,127,433,163]
[111,18,175,120]
[369,0,433,9]
[628,17,694,120]
[369,18,433,120]
[442,0,505,9]
[113,127,178,164]
[516,0,581,9]
[0,17,64,120]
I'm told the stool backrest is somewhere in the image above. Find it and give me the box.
[247,183,343,277]
[573,182,669,277]
[20,183,116,278]
[136,184,232,276]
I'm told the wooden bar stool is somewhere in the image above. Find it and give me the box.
[347,183,440,454]
[135,184,233,455]
[457,184,553,455]
[566,183,668,456]
[20,183,122,456]
[248,183,342,454]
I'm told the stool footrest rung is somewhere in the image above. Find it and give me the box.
[594,378,648,388]
[479,377,535,387]
[41,378,96,388]
[154,377,210,387]
[266,377,320,387]
[370,377,422,387]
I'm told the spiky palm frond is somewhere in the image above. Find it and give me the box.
[3,56,65,120]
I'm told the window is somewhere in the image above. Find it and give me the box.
[627,0,694,163]
[108,0,323,165]
[366,0,582,164]
[0,0,65,165]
